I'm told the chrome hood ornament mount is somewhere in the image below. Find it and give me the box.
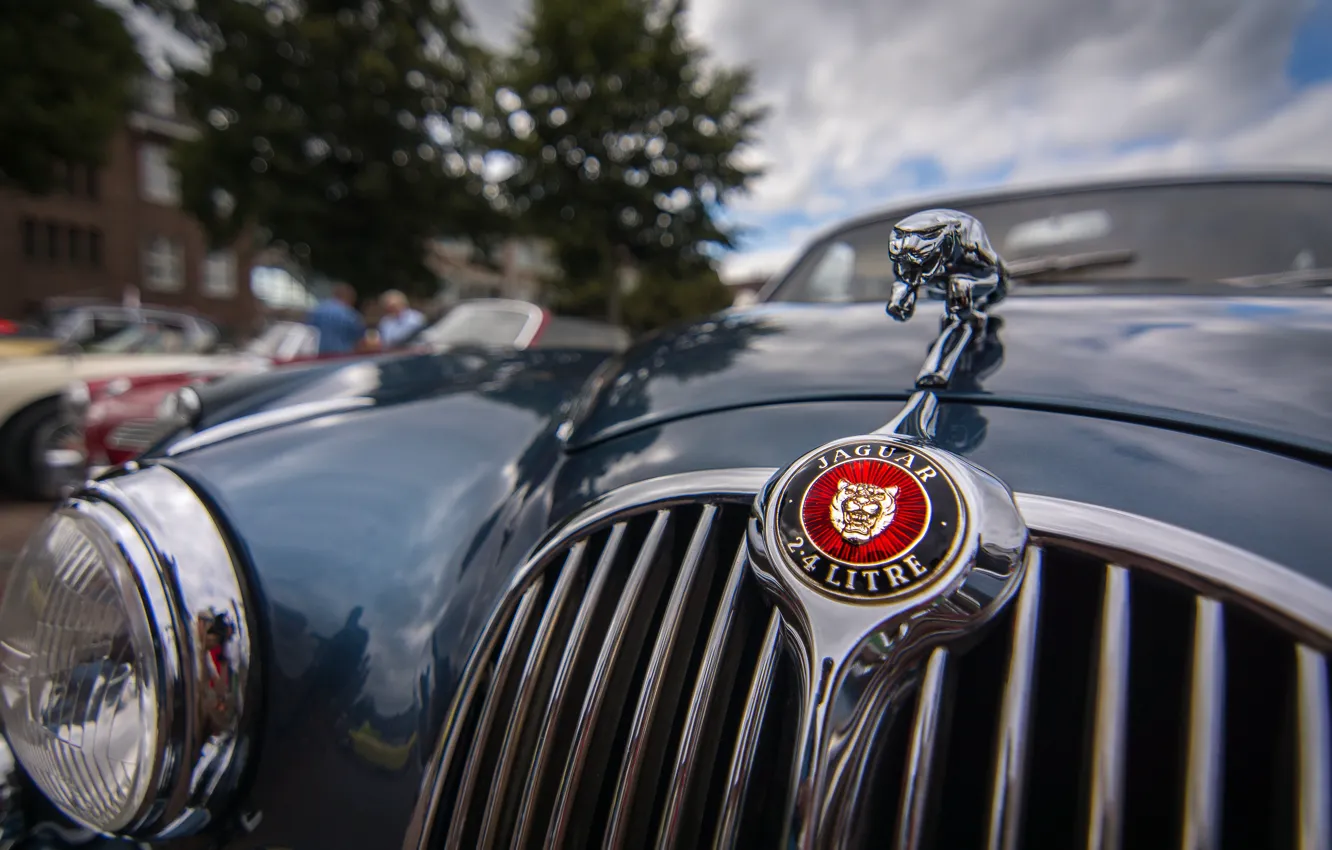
[748,210,1029,849]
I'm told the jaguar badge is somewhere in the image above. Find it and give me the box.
[746,208,1029,849]
[774,438,963,603]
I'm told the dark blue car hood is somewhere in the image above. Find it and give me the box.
[568,294,1332,457]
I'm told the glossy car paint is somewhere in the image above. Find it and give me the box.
[569,296,1332,459]
[125,291,1332,848]
[147,348,607,848]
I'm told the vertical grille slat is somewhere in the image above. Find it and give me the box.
[415,584,530,842]
[986,546,1044,850]
[546,510,674,849]
[604,505,718,850]
[1295,645,1330,850]
[895,646,950,850]
[445,580,547,850]
[417,484,1332,850]
[511,522,628,850]
[1180,597,1226,850]
[475,541,589,848]
[655,543,751,850]
[714,608,782,848]
[1085,564,1131,850]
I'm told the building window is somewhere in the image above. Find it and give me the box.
[139,143,180,205]
[21,218,36,259]
[46,223,60,260]
[89,230,103,267]
[141,75,176,118]
[142,235,184,292]
[87,167,100,200]
[201,249,237,299]
[69,228,83,262]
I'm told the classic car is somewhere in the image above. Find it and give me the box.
[55,301,632,492]
[0,301,220,360]
[0,172,1330,850]
[51,322,324,489]
[0,312,240,501]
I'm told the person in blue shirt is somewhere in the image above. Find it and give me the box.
[306,282,365,354]
[377,290,426,348]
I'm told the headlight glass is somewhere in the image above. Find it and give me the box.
[0,510,160,832]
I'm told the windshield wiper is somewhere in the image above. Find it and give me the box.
[1219,268,1332,289]
[1007,248,1137,280]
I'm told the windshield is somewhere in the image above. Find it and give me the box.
[246,322,318,360]
[413,304,539,349]
[768,181,1332,303]
[86,323,193,354]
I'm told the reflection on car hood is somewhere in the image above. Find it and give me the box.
[173,348,613,447]
[568,296,1332,455]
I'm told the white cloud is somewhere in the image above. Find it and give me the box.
[237,0,1331,274]
[719,245,801,283]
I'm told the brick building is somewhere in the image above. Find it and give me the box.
[0,77,258,331]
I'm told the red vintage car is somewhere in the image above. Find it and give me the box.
[58,300,629,486]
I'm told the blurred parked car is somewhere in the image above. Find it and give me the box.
[10,175,1330,850]
[0,314,231,499]
[0,299,218,359]
[57,301,631,493]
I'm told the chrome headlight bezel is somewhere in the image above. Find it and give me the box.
[0,465,256,838]
[154,386,202,432]
[60,381,91,424]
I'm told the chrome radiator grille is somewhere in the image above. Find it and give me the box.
[107,419,165,452]
[414,480,1332,850]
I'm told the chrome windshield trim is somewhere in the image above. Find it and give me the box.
[1016,494,1332,646]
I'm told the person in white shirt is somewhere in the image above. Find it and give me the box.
[377,290,425,348]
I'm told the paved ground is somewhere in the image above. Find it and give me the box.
[0,498,52,583]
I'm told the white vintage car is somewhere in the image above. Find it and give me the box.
[0,322,264,500]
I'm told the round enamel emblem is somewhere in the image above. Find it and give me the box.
[773,438,964,603]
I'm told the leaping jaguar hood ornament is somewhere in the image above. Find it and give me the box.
[887,208,1010,323]
[748,209,1031,849]
[885,209,1012,390]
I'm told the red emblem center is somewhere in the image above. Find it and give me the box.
[801,458,931,566]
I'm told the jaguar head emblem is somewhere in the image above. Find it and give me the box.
[829,479,898,543]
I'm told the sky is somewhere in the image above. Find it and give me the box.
[469,0,1332,283]
[130,0,1332,284]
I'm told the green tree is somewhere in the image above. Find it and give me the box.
[154,0,494,297]
[621,267,733,335]
[491,0,764,325]
[0,0,143,193]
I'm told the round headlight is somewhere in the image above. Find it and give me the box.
[0,467,254,838]
[0,510,161,831]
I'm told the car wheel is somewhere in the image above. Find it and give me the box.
[0,398,81,501]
